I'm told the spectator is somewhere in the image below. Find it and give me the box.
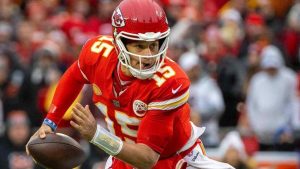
[0,22,13,47]
[293,73,300,150]
[84,0,118,36]
[179,51,225,147]
[219,131,255,169]
[22,47,61,127]
[238,12,267,60]
[0,110,37,169]
[14,21,38,68]
[0,98,3,136]
[0,49,26,117]
[219,8,244,56]
[217,56,245,127]
[236,104,259,158]
[281,0,300,69]
[246,45,297,151]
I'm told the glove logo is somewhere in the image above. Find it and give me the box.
[133,100,147,117]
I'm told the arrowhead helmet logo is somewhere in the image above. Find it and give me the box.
[112,8,125,27]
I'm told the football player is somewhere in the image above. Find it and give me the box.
[28,0,234,168]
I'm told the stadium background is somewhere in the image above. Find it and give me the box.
[0,0,299,168]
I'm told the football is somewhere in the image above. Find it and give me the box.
[27,133,87,169]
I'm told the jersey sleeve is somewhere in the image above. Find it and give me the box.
[136,108,178,153]
[77,37,101,81]
[77,35,115,81]
[46,36,115,126]
[148,77,190,111]
[46,61,87,125]
[137,74,190,154]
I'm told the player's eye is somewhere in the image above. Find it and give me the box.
[136,44,145,49]
[149,43,159,51]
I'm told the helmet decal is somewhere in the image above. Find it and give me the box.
[112,8,125,27]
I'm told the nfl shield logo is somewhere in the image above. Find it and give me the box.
[112,100,120,107]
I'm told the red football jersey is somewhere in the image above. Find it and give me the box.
[47,35,192,168]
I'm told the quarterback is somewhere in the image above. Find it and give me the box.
[28,0,234,168]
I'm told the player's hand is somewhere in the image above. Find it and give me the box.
[70,103,97,141]
[26,124,52,155]
[37,124,53,139]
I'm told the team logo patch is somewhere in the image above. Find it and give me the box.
[133,100,147,117]
[92,84,102,96]
[112,8,125,27]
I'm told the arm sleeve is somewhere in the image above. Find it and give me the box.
[46,61,88,125]
[196,80,224,121]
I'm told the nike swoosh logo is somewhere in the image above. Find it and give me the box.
[172,84,182,94]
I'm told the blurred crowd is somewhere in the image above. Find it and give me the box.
[0,0,300,169]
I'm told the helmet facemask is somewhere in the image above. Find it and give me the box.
[115,29,170,79]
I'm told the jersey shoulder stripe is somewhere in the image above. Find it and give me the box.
[148,89,189,111]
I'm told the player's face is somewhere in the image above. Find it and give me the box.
[125,40,159,70]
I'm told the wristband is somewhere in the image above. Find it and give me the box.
[43,118,57,131]
[90,125,123,156]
